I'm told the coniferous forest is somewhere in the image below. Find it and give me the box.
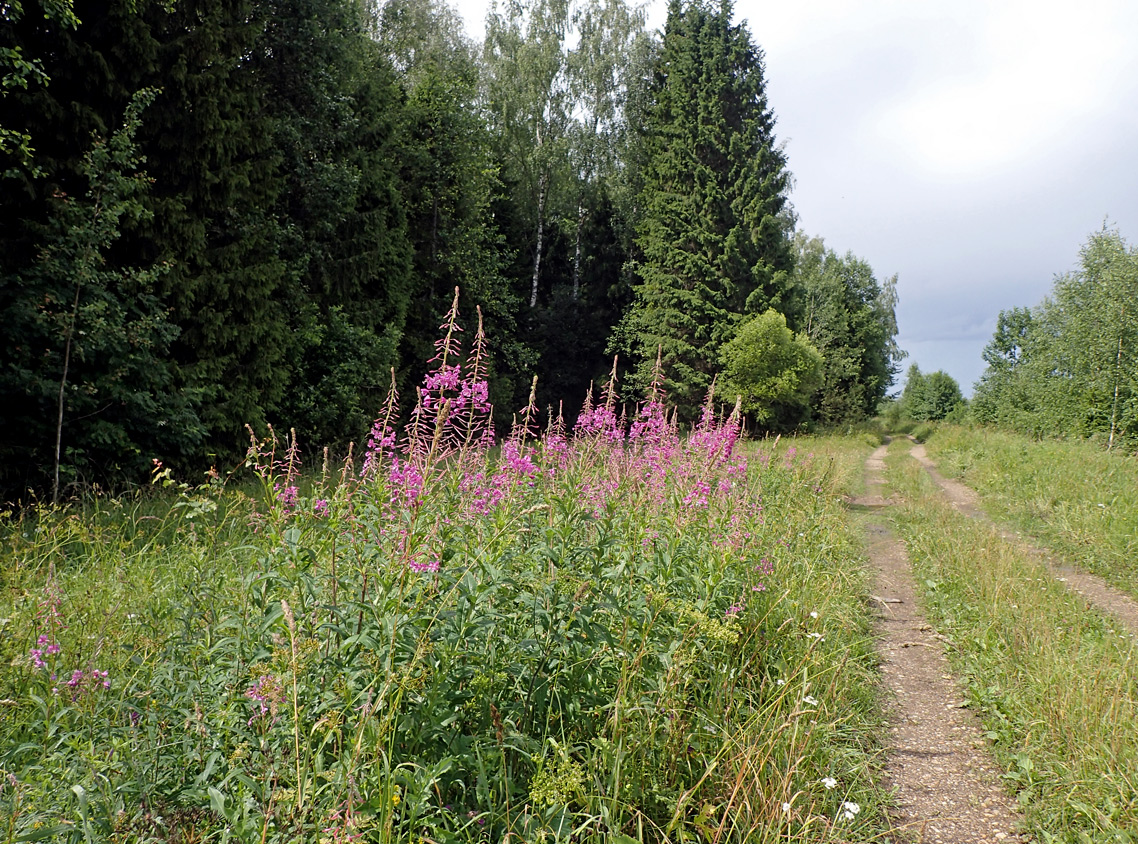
[0,0,904,500]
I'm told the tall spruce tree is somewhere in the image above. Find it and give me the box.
[135,0,299,454]
[617,0,793,413]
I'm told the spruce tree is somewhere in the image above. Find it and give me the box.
[618,0,793,414]
[127,0,292,453]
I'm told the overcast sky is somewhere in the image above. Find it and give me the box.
[452,0,1138,396]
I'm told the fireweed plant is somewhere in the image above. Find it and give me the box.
[0,291,885,843]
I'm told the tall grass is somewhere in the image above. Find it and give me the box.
[886,440,1138,842]
[0,298,887,843]
[922,426,1138,596]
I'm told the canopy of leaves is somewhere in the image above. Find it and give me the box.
[794,233,904,425]
[900,364,964,422]
[719,308,822,426]
[973,227,1138,447]
[0,0,911,498]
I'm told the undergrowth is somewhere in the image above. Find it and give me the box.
[0,293,886,843]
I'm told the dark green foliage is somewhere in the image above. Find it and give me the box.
[795,233,904,425]
[0,0,80,176]
[118,0,292,451]
[378,0,528,421]
[0,0,419,492]
[264,0,416,446]
[531,192,632,418]
[0,89,200,498]
[2,0,912,493]
[971,306,1036,429]
[618,0,794,414]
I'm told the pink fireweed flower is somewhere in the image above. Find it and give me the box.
[388,459,425,509]
[361,421,398,477]
[313,498,330,517]
[274,484,299,511]
[407,553,441,574]
[500,440,538,481]
[29,634,61,670]
[580,478,620,518]
[245,674,285,725]
[628,400,669,448]
[574,404,623,444]
[683,480,710,508]
[458,378,491,413]
[422,364,462,405]
[540,431,570,476]
[725,603,744,618]
[460,470,506,515]
[322,803,364,844]
[60,668,111,698]
[35,582,66,635]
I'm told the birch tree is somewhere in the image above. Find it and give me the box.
[483,0,573,308]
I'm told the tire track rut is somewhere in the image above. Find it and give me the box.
[854,443,1024,844]
[910,442,1138,638]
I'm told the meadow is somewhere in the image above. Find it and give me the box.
[0,306,886,843]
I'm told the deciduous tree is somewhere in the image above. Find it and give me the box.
[719,308,821,426]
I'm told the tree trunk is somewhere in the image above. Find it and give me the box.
[571,197,585,300]
[531,168,547,308]
[54,281,82,505]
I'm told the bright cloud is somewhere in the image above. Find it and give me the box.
[872,0,1137,175]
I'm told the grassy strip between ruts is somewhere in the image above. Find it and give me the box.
[920,425,1138,599]
[0,431,888,844]
[885,438,1138,843]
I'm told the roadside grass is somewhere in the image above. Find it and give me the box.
[0,429,888,844]
[772,433,880,499]
[921,425,1138,597]
[885,439,1138,842]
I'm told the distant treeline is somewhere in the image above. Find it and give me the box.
[973,227,1138,449]
[0,0,904,499]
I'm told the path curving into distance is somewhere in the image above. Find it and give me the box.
[853,443,1024,843]
[909,443,1138,639]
